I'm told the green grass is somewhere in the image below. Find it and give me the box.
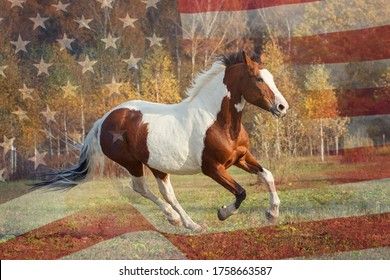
[1,157,390,239]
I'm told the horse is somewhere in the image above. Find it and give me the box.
[33,51,289,232]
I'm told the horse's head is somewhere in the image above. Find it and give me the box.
[240,51,289,118]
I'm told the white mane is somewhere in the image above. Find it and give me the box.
[184,61,226,102]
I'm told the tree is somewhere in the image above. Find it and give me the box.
[140,47,181,103]
[302,64,346,161]
[180,0,251,79]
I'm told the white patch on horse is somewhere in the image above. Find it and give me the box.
[226,90,231,99]
[259,69,288,109]
[234,96,246,112]
[258,168,280,218]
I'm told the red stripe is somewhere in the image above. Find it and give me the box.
[165,213,390,259]
[178,0,319,13]
[0,203,155,260]
[336,87,390,117]
[303,87,390,118]
[282,25,390,64]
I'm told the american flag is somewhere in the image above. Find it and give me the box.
[0,0,389,260]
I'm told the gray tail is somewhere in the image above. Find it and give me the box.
[31,120,104,191]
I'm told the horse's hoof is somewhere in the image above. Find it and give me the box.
[265,210,279,224]
[192,223,207,233]
[218,207,228,221]
[218,205,238,221]
[168,217,183,227]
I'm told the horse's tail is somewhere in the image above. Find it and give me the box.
[31,119,104,190]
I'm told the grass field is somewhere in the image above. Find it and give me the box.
[1,149,389,259]
[1,158,390,236]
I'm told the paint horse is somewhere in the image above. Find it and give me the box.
[34,52,289,232]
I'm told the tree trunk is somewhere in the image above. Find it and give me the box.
[320,118,324,162]
[335,136,339,156]
[64,111,69,156]
[48,126,53,157]
[275,119,281,159]
[81,94,85,142]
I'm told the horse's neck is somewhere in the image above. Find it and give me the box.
[185,65,245,139]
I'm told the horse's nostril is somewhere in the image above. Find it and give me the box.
[277,104,285,112]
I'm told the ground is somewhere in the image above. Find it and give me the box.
[0,146,389,259]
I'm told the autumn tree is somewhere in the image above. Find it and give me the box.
[302,64,346,161]
[139,46,181,103]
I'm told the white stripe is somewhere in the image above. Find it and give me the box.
[259,69,288,109]
[180,0,390,39]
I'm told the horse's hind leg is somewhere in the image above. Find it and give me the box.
[131,175,182,227]
[151,169,204,232]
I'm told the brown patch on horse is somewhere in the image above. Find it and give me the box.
[100,108,149,177]
[201,94,250,206]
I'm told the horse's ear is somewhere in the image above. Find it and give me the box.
[242,51,253,66]
[260,53,267,64]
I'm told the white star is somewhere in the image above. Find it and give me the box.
[78,55,97,74]
[8,0,25,8]
[34,57,52,76]
[57,33,75,51]
[0,136,15,156]
[19,83,34,101]
[75,15,93,30]
[119,13,137,28]
[108,130,126,143]
[96,0,114,9]
[52,1,70,12]
[101,33,120,50]
[28,149,47,170]
[105,77,122,96]
[123,53,141,70]
[142,0,160,9]
[146,33,163,47]
[0,168,6,182]
[61,80,79,98]
[10,34,30,54]
[0,65,8,77]
[41,105,57,123]
[12,106,29,121]
[29,12,49,30]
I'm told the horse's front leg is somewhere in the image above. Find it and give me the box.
[235,152,280,223]
[202,163,247,221]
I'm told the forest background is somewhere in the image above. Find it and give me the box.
[0,0,389,180]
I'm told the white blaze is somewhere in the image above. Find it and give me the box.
[259,69,288,110]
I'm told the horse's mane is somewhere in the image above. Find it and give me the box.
[185,60,226,100]
[220,52,260,67]
[220,52,244,67]
[185,52,259,102]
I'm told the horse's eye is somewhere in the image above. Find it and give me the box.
[255,77,264,83]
